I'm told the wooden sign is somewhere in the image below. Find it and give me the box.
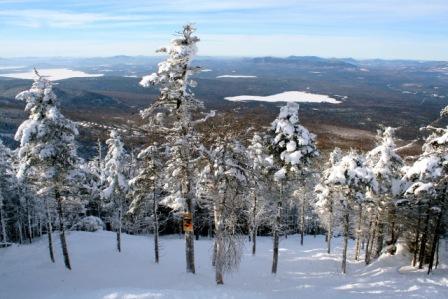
[183,212,193,232]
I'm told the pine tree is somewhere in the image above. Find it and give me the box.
[14,70,83,269]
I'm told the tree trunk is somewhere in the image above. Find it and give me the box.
[117,198,122,253]
[300,197,305,246]
[366,212,379,265]
[153,188,159,264]
[364,215,373,265]
[327,200,333,254]
[252,227,257,256]
[272,182,283,274]
[214,200,225,285]
[412,208,422,267]
[185,197,195,273]
[45,200,55,263]
[252,194,257,255]
[56,190,71,270]
[17,220,23,244]
[354,205,363,260]
[38,215,43,237]
[26,196,32,244]
[375,221,384,258]
[388,204,398,253]
[342,210,350,274]
[212,239,217,267]
[435,238,440,269]
[418,207,431,269]
[427,210,442,274]
[0,195,7,243]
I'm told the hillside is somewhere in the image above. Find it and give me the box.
[1,56,447,155]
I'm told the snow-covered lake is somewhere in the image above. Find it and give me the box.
[225,91,341,104]
[216,75,257,78]
[0,231,446,299]
[0,68,104,81]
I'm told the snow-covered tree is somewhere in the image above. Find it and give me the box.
[315,147,343,254]
[14,70,83,269]
[247,133,272,255]
[267,102,319,274]
[365,127,403,261]
[196,137,248,284]
[84,139,105,217]
[140,24,207,274]
[0,139,17,244]
[402,123,448,273]
[102,130,129,252]
[128,143,163,263]
[325,150,377,273]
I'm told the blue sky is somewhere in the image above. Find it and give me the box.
[1,0,447,60]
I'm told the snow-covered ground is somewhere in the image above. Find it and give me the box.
[0,68,103,81]
[216,75,257,78]
[0,231,446,299]
[225,91,341,104]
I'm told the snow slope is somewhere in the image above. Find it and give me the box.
[0,68,103,81]
[225,91,341,104]
[0,231,446,299]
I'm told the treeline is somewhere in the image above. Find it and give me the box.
[0,25,446,284]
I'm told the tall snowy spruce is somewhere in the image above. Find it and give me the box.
[128,143,163,263]
[325,150,377,273]
[267,102,318,274]
[14,70,82,269]
[102,130,129,252]
[140,24,205,274]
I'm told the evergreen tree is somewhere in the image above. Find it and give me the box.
[365,127,403,262]
[14,70,83,269]
[247,133,272,255]
[325,150,377,273]
[403,123,448,273]
[0,139,17,244]
[128,143,163,263]
[267,102,319,274]
[140,24,206,274]
[102,130,129,252]
[315,147,343,254]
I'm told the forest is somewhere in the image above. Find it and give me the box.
[0,24,447,290]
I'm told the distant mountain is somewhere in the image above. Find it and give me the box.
[249,56,357,69]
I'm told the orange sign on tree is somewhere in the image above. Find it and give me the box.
[183,212,193,232]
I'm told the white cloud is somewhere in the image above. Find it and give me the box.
[0,9,142,28]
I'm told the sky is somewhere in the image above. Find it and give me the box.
[0,0,447,60]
